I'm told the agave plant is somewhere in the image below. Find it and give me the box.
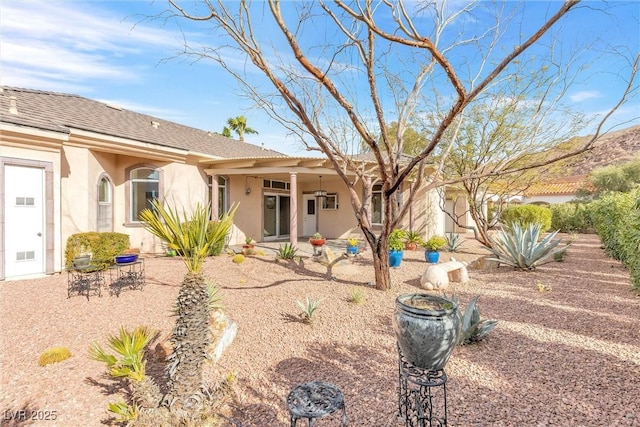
[455,296,498,345]
[296,297,322,323]
[445,232,464,252]
[276,242,298,260]
[488,223,563,270]
[139,200,236,419]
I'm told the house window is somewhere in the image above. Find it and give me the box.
[371,183,383,224]
[130,167,159,222]
[263,179,290,190]
[97,175,113,232]
[322,194,339,210]
[208,175,228,218]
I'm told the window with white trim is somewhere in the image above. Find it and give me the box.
[322,193,339,210]
[208,175,228,218]
[97,175,113,231]
[130,167,159,222]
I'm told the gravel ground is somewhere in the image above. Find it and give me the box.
[1,234,639,427]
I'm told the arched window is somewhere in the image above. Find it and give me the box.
[97,175,113,231]
[128,167,160,222]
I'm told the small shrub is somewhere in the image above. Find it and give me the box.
[276,243,298,260]
[537,282,552,292]
[232,254,245,264]
[347,289,365,304]
[550,202,592,233]
[501,205,552,232]
[38,346,72,366]
[553,249,567,262]
[455,296,498,345]
[445,232,464,252]
[424,235,447,252]
[296,297,322,323]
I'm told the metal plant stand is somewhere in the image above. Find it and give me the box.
[67,265,104,300]
[287,381,347,426]
[108,259,145,296]
[398,345,448,427]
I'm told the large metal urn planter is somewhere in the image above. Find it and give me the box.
[393,293,460,371]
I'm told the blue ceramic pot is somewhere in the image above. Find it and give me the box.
[393,293,460,371]
[389,250,403,268]
[425,250,440,263]
[346,245,358,255]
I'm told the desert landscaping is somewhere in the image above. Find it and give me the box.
[1,234,639,426]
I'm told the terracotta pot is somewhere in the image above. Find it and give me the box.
[309,238,326,246]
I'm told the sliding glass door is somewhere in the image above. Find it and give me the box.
[263,194,290,240]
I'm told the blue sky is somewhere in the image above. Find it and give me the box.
[1,1,638,156]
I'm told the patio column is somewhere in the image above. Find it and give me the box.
[211,175,219,220]
[289,172,298,245]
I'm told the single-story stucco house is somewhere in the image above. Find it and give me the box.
[0,86,461,280]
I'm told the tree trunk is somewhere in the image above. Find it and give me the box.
[371,243,392,290]
[164,272,211,419]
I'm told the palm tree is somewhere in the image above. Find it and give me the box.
[226,115,258,141]
[139,200,237,420]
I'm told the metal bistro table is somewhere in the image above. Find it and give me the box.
[287,381,347,426]
[67,265,104,300]
[108,258,145,296]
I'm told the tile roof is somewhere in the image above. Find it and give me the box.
[524,175,590,196]
[0,86,285,159]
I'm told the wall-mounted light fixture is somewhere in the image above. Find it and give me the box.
[245,176,252,195]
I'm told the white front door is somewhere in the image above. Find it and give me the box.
[303,194,317,236]
[4,165,45,278]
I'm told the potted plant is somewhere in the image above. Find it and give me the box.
[424,235,446,263]
[388,229,406,268]
[309,232,326,247]
[242,237,255,255]
[393,293,460,371]
[346,238,359,256]
[73,244,92,268]
[404,230,423,251]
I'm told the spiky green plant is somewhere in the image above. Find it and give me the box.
[38,346,72,366]
[139,200,237,272]
[488,223,564,270]
[89,326,161,420]
[296,297,322,323]
[88,326,152,381]
[108,400,139,423]
[456,296,498,345]
[139,200,236,418]
[276,243,298,260]
[445,232,464,252]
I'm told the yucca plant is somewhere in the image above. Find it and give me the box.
[276,243,298,260]
[445,232,464,252]
[455,296,498,345]
[89,326,162,419]
[139,200,236,419]
[488,223,564,270]
[296,297,322,323]
[89,326,152,381]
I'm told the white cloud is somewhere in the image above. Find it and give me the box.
[0,1,180,90]
[569,90,601,103]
